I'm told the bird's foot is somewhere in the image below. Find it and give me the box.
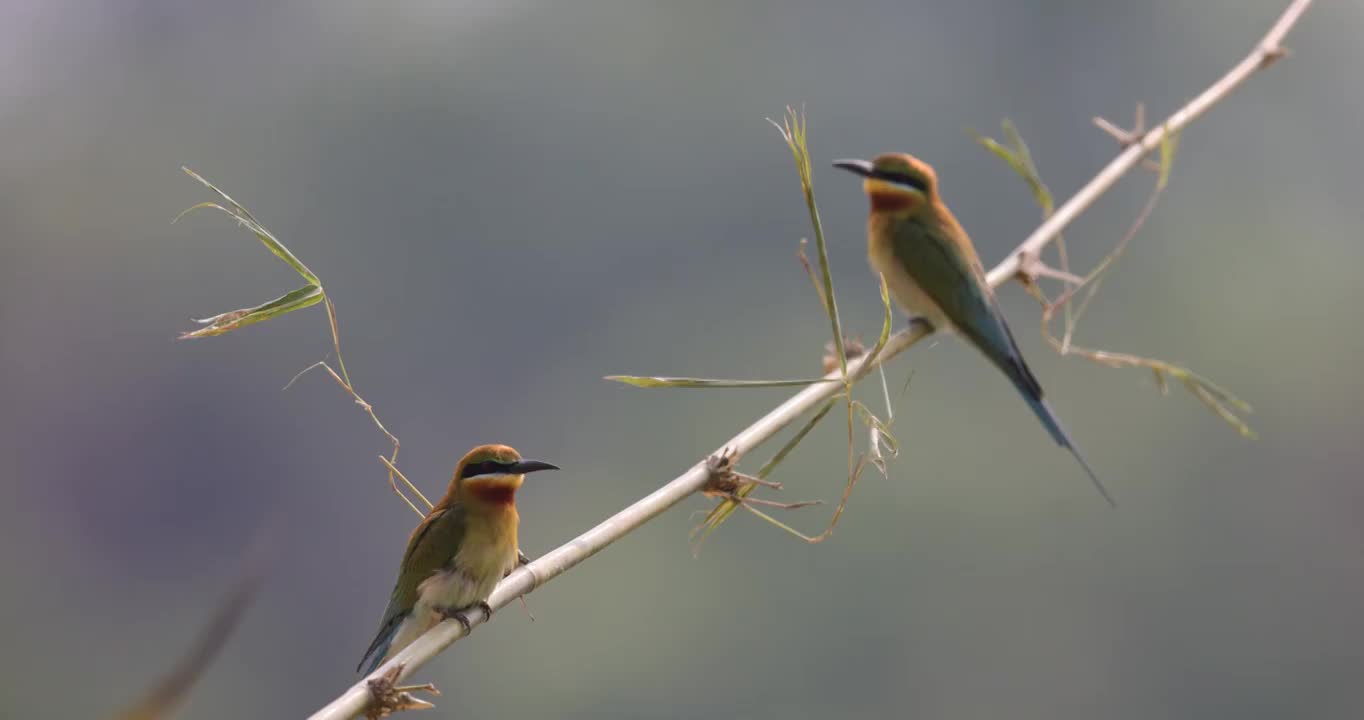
[503,553,530,578]
[906,315,934,333]
[437,601,492,634]
[440,607,473,635]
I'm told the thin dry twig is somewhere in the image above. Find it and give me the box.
[995,109,1252,435]
[178,171,431,518]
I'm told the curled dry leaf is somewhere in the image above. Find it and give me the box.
[365,664,440,719]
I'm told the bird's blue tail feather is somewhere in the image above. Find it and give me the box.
[357,612,404,675]
[1022,393,1115,507]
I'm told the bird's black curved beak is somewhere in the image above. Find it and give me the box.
[509,460,559,475]
[832,158,875,178]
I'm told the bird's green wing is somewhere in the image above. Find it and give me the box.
[358,503,467,669]
[890,216,1111,501]
[393,503,468,610]
[891,219,1043,400]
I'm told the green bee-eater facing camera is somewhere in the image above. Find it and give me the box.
[357,444,559,674]
[833,153,1113,506]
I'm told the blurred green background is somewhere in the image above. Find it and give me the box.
[3,1,1361,717]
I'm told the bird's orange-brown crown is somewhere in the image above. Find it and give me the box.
[862,153,938,213]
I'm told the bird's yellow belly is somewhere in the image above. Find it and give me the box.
[868,240,952,330]
[410,514,518,625]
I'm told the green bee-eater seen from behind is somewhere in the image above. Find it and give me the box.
[833,153,1113,506]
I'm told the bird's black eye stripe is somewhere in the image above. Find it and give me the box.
[874,170,929,193]
[461,460,515,478]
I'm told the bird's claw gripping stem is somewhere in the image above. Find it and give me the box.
[438,601,494,635]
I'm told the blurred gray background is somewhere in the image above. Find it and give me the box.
[3,1,1361,718]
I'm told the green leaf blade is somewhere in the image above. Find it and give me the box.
[179,167,321,285]
[179,284,324,339]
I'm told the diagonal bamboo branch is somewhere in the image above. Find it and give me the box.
[309,2,1311,716]
[993,0,1310,289]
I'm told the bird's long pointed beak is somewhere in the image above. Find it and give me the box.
[832,158,875,178]
[509,460,559,475]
